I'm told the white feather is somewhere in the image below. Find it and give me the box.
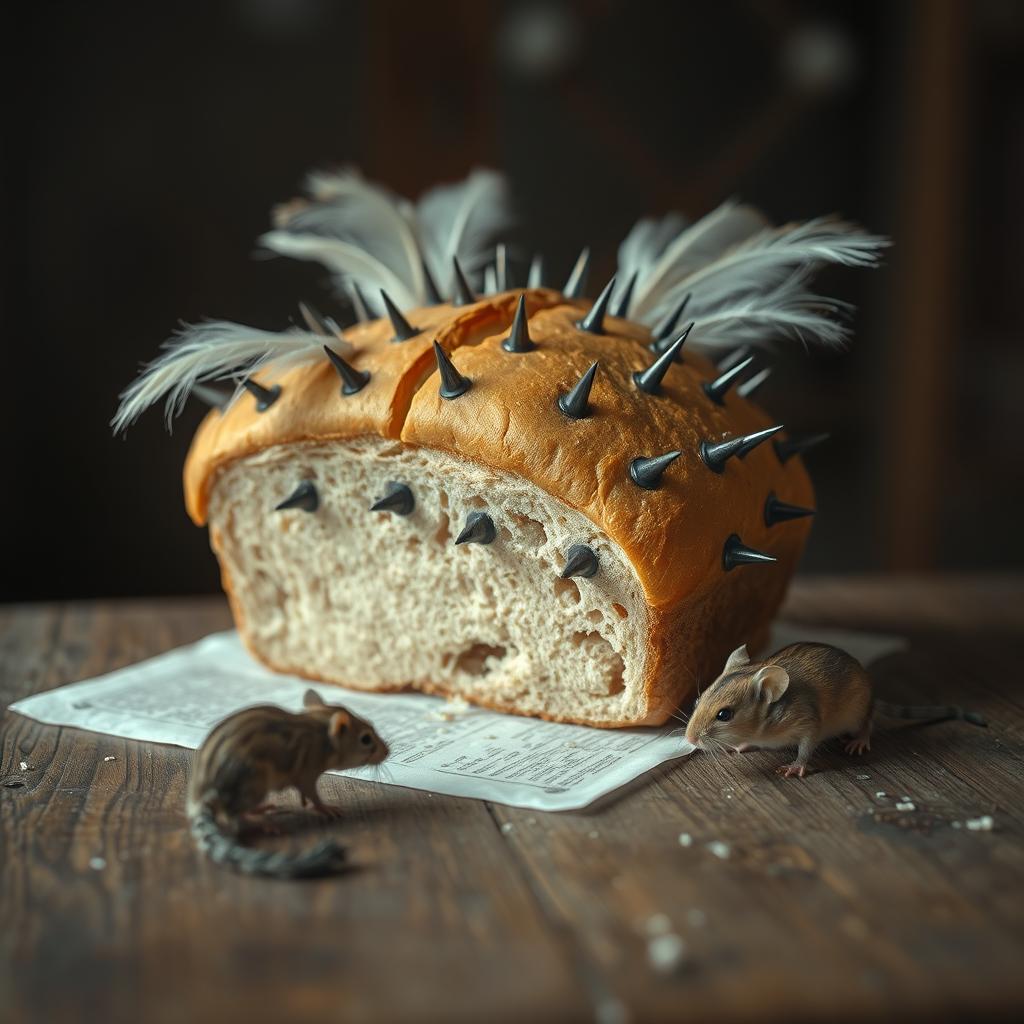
[415,169,514,291]
[629,201,769,318]
[645,216,888,328]
[685,270,853,351]
[111,321,328,433]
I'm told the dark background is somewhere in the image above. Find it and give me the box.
[4,0,1023,602]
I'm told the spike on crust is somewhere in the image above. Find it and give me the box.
[629,451,682,490]
[722,533,777,571]
[451,257,477,306]
[275,480,319,513]
[381,290,419,342]
[432,341,472,399]
[633,327,690,394]
[613,271,637,319]
[323,345,370,396]
[558,361,599,419]
[764,492,815,527]
[700,425,784,473]
[774,433,830,464]
[503,295,535,353]
[576,276,616,334]
[455,511,496,546]
[560,544,599,579]
[563,247,591,299]
[421,259,443,305]
[370,482,414,516]
[703,356,755,405]
[242,378,282,412]
[651,293,692,346]
[737,367,771,399]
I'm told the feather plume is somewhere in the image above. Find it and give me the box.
[111,321,333,433]
[614,212,688,315]
[620,201,888,348]
[262,167,513,310]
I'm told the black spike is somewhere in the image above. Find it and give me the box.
[737,367,771,399]
[192,383,229,411]
[323,345,370,395]
[451,257,477,306]
[774,432,830,464]
[370,482,414,516]
[560,544,599,579]
[703,356,755,405]
[612,271,637,319]
[299,301,338,338]
[563,247,591,299]
[455,511,496,546]
[722,534,777,571]
[717,345,752,371]
[629,450,682,490]
[633,327,690,394]
[421,259,443,305]
[651,293,692,346]
[349,282,371,324]
[557,361,599,419]
[764,492,816,527]
[242,378,281,412]
[700,425,785,473]
[381,290,419,342]
[503,295,535,353]
[577,276,616,334]
[528,253,545,288]
[495,244,509,291]
[433,341,472,399]
[275,480,319,513]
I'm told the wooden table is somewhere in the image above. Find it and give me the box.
[2,577,1023,1023]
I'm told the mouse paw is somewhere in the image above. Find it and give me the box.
[844,738,871,756]
[776,762,809,779]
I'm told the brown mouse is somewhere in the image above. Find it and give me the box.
[187,688,389,877]
[685,642,985,778]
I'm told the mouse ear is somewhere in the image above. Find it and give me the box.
[752,665,789,703]
[302,689,325,709]
[723,644,750,673]
[328,711,350,738]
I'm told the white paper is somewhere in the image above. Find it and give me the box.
[8,624,904,812]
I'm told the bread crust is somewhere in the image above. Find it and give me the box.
[188,289,813,724]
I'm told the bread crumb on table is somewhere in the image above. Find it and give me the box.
[965,815,994,831]
[707,841,731,860]
[647,933,688,974]
[89,857,106,871]
[500,822,514,835]
[895,801,916,812]
[678,832,693,847]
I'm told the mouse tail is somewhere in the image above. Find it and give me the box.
[874,700,987,728]
[189,805,347,878]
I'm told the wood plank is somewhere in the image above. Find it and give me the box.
[0,600,589,1023]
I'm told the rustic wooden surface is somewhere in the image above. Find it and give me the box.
[1,576,1023,1023]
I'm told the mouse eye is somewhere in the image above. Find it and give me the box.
[716,708,734,722]
[360,733,373,746]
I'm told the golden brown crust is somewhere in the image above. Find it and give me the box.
[190,288,814,722]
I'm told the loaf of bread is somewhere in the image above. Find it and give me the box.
[115,169,884,727]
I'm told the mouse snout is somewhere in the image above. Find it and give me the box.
[368,737,390,765]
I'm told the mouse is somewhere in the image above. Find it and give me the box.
[187,688,389,877]
[685,642,985,778]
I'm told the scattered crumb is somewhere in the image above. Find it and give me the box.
[875,791,887,799]
[645,913,672,936]
[895,801,916,812]
[103,756,117,763]
[686,908,707,928]
[588,830,600,840]
[89,856,106,871]
[965,815,994,832]
[500,822,514,835]
[445,696,472,714]
[856,774,870,781]
[19,761,33,772]
[678,833,693,847]
[485,735,498,740]
[647,933,688,974]
[707,841,731,860]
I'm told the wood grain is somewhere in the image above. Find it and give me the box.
[2,577,1023,1023]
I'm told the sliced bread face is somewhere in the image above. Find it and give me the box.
[209,437,660,726]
